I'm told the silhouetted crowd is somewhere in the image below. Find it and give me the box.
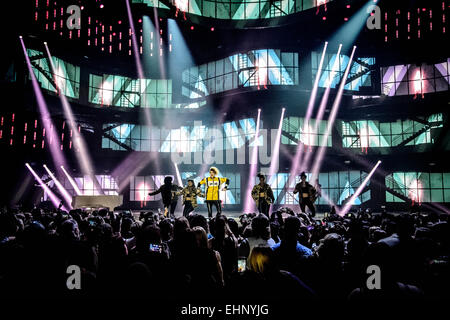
[0,206,449,300]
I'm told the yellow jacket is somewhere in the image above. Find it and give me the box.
[199,176,229,201]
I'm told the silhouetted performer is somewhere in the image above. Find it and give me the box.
[148,176,182,218]
[293,172,316,217]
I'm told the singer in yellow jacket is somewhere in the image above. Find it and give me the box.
[198,167,229,218]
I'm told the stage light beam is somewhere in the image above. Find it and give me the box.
[302,44,343,172]
[311,46,357,182]
[243,109,261,213]
[61,165,82,195]
[174,162,183,187]
[268,108,286,178]
[339,160,382,216]
[20,37,67,169]
[43,164,73,208]
[287,42,329,186]
[26,163,67,211]
[44,43,102,194]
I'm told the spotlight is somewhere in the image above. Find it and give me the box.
[45,43,100,193]
[269,108,286,178]
[339,160,382,216]
[190,26,194,30]
[43,164,73,207]
[210,27,214,31]
[174,162,183,186]
[61,166,82,195]
[19,35,23,39]
[300,43,341,172]
[310,45,357,181]
[244,109,262,212]
[100,4,104,9]
[288,41,328,184]
[26,163,66,211]
[21,38,67,168]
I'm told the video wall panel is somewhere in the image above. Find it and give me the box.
[282,116,332,147]
[27,49,80,99]
[340,114,443,149]
[182,49,298,98]
[89,74,172,108]
[133,0,332,20]
[311,51,375,92]
[381,58,450,96]
[61,175,119,196]
[386,172,450,203]
[102,118,261,153]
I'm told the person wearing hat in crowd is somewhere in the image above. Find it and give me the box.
[148,176,183,218]
[198,167,230,218]
[293,172,317,217]
[178,179,204,217]
[251,173,275,217]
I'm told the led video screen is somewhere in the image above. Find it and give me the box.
[89,74,172,108]
[281,116,332,147]
[27,49,80,99]
[133,0,332,20]
[60,175,119,196]
[381,58,450,96]
[182,49,298,98]
[386,172,450,203]
[312,51,375,92]
[101,118,261,153]
[340,114,443,149]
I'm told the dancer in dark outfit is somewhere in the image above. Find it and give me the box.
[293,172,317,217]
[148,176,182,217]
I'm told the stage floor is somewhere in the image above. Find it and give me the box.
[126,210,325,220]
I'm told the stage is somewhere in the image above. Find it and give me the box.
[124,209,327,220]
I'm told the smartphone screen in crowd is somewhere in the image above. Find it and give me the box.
[237,257,246,272]
[149,243,162,253]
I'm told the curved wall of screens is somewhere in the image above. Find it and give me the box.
[133,0,332,20]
